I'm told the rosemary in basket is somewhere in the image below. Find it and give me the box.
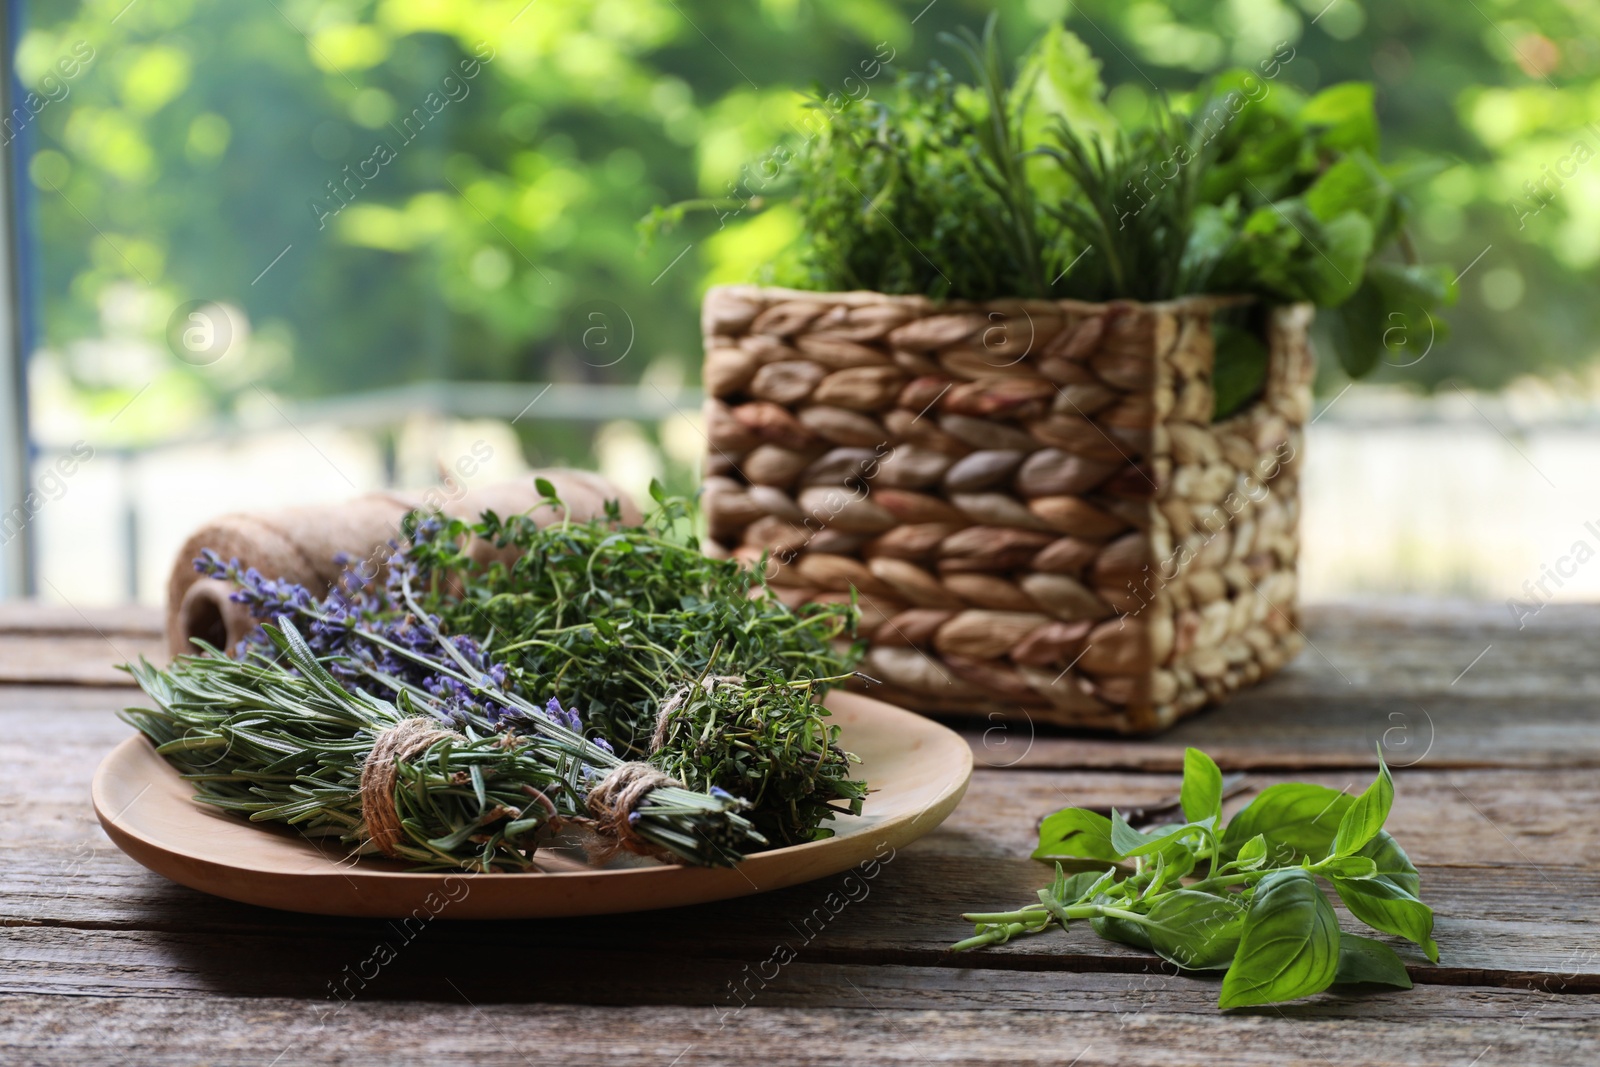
[123,620,763,871]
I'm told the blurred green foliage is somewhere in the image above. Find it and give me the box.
[16,0,1600,445]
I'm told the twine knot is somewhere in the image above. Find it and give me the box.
[361,718,459,858]
[583,761,680,860]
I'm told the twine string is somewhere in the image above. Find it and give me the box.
[360,718,459,858]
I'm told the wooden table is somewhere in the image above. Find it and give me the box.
[3,600,1597,1064]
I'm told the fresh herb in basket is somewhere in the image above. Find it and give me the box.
[953,747,1437,1009]
[646,17,1456,415]
[136,484,868,861]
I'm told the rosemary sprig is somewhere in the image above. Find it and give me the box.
[122,620,763,871]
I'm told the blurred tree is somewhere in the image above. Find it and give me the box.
[13,0,1600,449]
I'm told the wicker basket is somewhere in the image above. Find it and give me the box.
[699,286,1313,734]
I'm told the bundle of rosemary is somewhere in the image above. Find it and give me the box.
[125,622,760,870]
[124,485,866,870]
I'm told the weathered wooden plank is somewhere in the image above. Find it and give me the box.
[6,695,1590,869]
[0,985,1592,1067]
[0,602,161,636]
[961,601,1600,770]
[3,847,1595,991]
[4,731,1597,985]
[0,635,164,687]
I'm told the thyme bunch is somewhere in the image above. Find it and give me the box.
[401,485,868,847]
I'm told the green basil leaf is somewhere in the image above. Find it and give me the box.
[1218,869,1341,1009]
[1056,869,1109,904]
[1301,82,1380,155]
[1112,813,1195,859]
[1360,830,1422,897]
[1334,749,1394,856]
[1110,809,1154,856]
[1334,932,1413,989]
[1034,807,1121,862]
[1146,890,1248,971]
[1332,876,1439,963]
[1221,783,1353,864]
[1091,897,1153,950]
[1233,833,1269,870]
[1321,854,1378,879]
[1180,747,1225,824]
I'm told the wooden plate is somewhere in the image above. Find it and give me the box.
[92,690,972,918]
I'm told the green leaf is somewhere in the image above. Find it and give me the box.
[1110,809,1152,856]
[1211,319,1270,420]
[1334,748,1394,856]
[1110,812,1194,859]
[1011,25,1116,150]
[1221,783,1353,864]
[1301,82,1379,155]
[534,477,558,500]
[1334,933,1414,988]
[1333,882,1437,963]
[1034,807,1121,862]
[1304,153,1391,229]
[1233,833,1269,871]
[1180,748,1224,824]
[1306,210,1374,307]
[1091,901,1153,950]
[1359,830,1422,897]
[1218,869,1341,1009]
[1331,830,1437,962]
[1146,889,1248,970]
[1321,854,1378,879]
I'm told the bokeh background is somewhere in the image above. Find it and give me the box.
[8,0,1598,612]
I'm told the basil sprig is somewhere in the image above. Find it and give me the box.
[956,746,1435,1009]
